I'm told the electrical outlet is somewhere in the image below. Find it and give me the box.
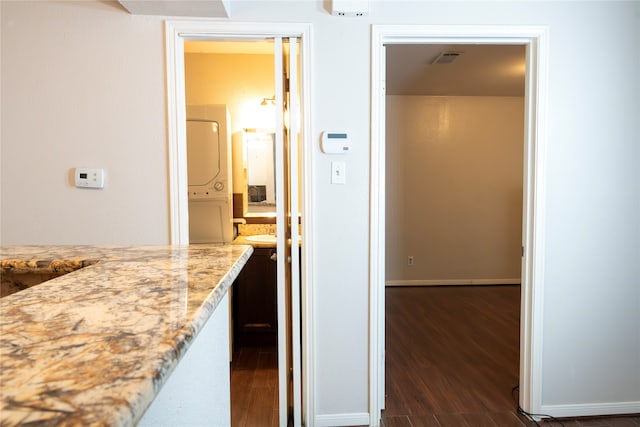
[408,256,414,266]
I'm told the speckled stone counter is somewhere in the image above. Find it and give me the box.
[233,223,303,249]
[232,234,276,248]
[0,244,253,427]
[234,224,277,248]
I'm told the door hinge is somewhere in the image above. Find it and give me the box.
[521,246,525,257]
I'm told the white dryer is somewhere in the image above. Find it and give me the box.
[186,105,233,243]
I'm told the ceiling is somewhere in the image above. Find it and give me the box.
[386,44,526,96]
[184,41,526,97]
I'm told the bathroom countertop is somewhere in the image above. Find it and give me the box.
[233,234,277,249]
[232,235,302,249]
[0,244,253,427]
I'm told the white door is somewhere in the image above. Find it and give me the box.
[274,36,302,427]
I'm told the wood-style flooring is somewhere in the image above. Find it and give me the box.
[382,285,640,427]
[228,286,638,427]
[231,345,279,427]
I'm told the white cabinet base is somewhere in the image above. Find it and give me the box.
[139,293,230,426]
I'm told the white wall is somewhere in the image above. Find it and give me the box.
[1,0,639,423]
[1,2,168,244]
[184,51,274,195]
[185,52,275,133]
[386,96,524,284]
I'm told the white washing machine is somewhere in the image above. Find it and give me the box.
[186,105,233,243]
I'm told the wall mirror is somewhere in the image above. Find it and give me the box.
[244,129,276,215]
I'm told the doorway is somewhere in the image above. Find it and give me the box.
[369,25,550,426]
[165,21,312,427]
[384,42,526,424]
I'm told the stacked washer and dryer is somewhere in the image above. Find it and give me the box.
[186,105,233,243]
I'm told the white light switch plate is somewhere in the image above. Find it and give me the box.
[331,161,346,184]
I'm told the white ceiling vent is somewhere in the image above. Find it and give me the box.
[432,51,463,65]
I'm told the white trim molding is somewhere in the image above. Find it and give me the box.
[315,412,370,427]
[165,22,189,245]
[540,402,640,419]
[370,24,550,425]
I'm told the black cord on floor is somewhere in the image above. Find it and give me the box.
[511,385,565,426]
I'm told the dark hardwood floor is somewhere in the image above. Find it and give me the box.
[228,286,638,427]
[382,285,640,427]
[231,345,279,427]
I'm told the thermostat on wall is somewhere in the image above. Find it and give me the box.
[75,168,105,189]
[321,132,351,154]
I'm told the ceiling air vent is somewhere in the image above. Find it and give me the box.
[432,51,463,65]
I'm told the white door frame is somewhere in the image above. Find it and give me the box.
[370,25,549,425]
[164,20,314,427]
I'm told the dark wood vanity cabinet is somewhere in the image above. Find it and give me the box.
[233,247,277,346]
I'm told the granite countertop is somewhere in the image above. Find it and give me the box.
[233,224,303,249]
[232,234,277,249]
[0,244,253,427]
[234,224,277,249]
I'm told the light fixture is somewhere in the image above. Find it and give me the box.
[260,96,276,106]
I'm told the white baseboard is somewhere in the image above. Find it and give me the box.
[539,401,640,419]
[385,278,521,287]
[315,412,370,426]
